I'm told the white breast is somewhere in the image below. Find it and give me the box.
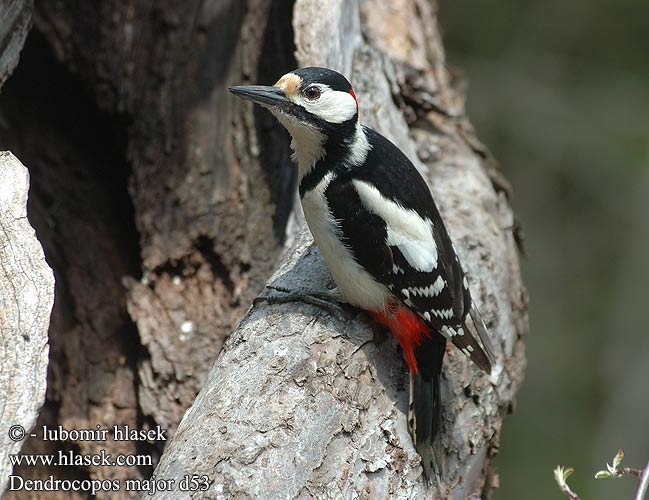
[300,172,391,312]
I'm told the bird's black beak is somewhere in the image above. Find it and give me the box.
[228,85,290,109]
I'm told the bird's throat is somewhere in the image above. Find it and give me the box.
[272,111,326,178]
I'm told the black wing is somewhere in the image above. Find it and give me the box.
[326,127,494,372]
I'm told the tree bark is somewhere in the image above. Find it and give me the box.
[31,0,298,438]
[0,0,527,497]
[0,152,54,496]
[0,0,32,89]
[151,1,527,498]
[1,1,297,494]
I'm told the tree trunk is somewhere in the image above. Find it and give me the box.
[0,152,54,495]
[2,0,296,496]
[152,1,527,498]
[0,0,32,88]
[0,0,527,498]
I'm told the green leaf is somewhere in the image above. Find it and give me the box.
[612,449,624,469]
[554,465,574,487]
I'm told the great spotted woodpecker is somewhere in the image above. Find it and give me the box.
[230,67,495,479]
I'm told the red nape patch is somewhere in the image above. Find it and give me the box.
[349,88,358,108]
[371,306,432,374]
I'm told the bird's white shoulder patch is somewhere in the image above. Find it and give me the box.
[352,180,438,272]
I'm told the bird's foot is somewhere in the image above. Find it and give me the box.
[254,285,345,316]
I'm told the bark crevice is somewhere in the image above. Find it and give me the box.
[151,1,527,497]
[0,0,526,497]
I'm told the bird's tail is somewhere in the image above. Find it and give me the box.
[408,335,447,482]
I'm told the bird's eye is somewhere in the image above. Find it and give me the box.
[304,86,321,100]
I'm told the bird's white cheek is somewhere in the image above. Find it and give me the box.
[301,90,357,124]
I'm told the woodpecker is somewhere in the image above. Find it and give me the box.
[230,67,494,479]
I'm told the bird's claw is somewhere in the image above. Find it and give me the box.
[255,285,345,316]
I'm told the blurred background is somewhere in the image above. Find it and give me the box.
[440,0,649,498]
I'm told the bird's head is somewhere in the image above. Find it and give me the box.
[229,67,361,169]
[229,67,358,132]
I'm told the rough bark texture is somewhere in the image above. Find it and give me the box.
[0,0,32,89]
[151,0,527,498]
[0,152,54,496]
[0,0,526,497]
[1,1,297,495]
[32,0,297,437]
